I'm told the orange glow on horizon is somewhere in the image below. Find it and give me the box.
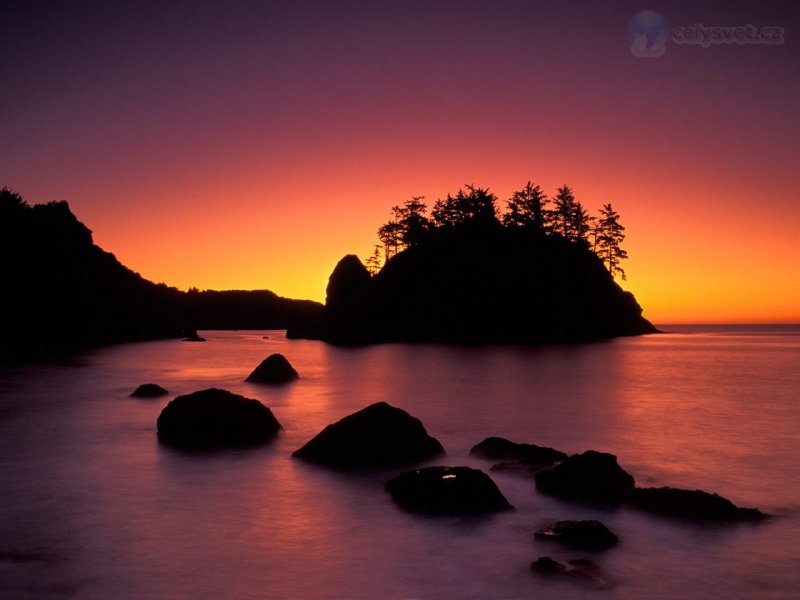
[3,3,798,325]
[61,79,798,326]
[72,161,798,325]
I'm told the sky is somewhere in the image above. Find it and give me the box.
[2,0,798,324]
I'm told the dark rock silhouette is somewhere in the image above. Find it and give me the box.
[292,402,444,469]
[156,388,281,449]
[531,556,612,589]
[535,450,635,504]
[0,189,323,362]
[245,353,299,384]
[385,466,512,514]
[314,255,375,344]
[290,224,657,344]
[182,330,206,342]
[627,487,767,521]
[130,383,169,398]
[470,436,566,472]
[535,520,619,550]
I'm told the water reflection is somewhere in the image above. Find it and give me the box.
[614,330,800,508]
[1,329,798,599]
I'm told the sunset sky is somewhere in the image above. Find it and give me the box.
[2,1,798,324]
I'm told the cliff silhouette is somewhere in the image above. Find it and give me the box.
[2,185,656,359]
[0,189,321,361]
[292,221,656,344]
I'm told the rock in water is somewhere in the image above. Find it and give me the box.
[535,450,635,504]
[385,466,512,514]
[534,520,619,550]
[310,229,658,345]
[157,388,281,449]
[245,353,299,384]
[182,329,206,342]
[130,383,169,398]
[470,436,566,466]
[531,556,613,589]
[627,487,767,521]
[292,402,444,468]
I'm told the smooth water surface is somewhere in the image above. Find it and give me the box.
[1,326,799,599]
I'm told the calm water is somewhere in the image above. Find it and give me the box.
[1,326,799,599]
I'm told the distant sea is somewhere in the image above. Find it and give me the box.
[1,325,798,599]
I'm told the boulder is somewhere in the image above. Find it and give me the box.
[534,520,619,550]
[627,487,767,521]
[292,402,444,468]
[157,388,281,448]
[470,436,566,471]
[535,450,635,504]
[385,466,512,514]
[245,353,299,384]
[130,383,169,398]
[531,556,612,589]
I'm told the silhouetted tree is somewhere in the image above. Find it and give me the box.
[593,203,628,280]
[549,185,576,238]
[371,181,631,281]
[431,185,498,228]
[377,220,403,260]
[391,196,430,247]
[549,185,591,244]
[365,244,382,275]
[572,201,593,246]
[502,182,548,231]
[0,187,27,211]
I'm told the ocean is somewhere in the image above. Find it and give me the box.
[1,325,798,599]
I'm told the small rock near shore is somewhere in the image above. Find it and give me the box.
[293,402,444,468]
[385,466,512,514]
[531,556,613,589]
[245,353,299,384]
[627,487,767,521]
[157,388,281,449]
[130,383,169,398]
[535,520,619,550]
[535,450,635,504]
[471,436,566,467]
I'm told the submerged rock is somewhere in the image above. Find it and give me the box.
[385,466,512,514]
[130,383,169,398]
[535,450,635,504]
[182,330,206,342]
[157,388,281,449]
[470,436,566,473]
[534,520,619,550]
[245,353,299,384]
[627,487,767,521]
[293,402,444,469]
[531,556,613,589]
